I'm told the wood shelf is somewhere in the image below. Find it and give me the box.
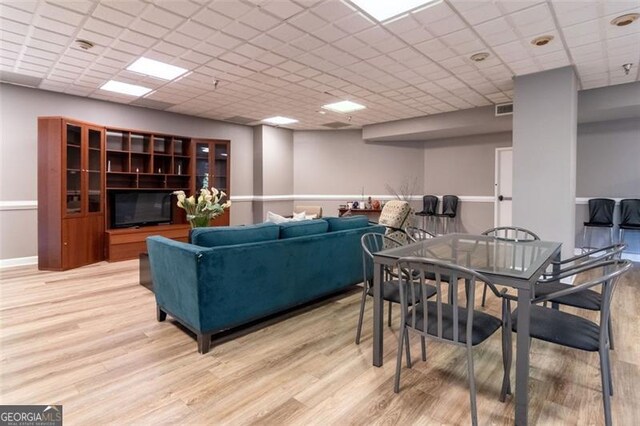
[106,224,190,262]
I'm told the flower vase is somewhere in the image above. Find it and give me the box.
[188,215,211,228]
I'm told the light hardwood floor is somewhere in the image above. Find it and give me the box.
[1,260,638,425]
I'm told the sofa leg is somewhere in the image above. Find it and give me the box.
[156,305,167,322]
[197,333,212,354]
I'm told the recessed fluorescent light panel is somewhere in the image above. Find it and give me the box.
[263,116,298,125]
[322,100,366,113]
[348,0,441,22]
[127,57,188,80]
[100,80,152,97]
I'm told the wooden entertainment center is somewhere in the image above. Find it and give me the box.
[37,117,231,270]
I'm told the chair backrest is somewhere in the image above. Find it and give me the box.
[396,256,498,346]
[587,198,615,225]
[379,200,412,243]
[361,232,404,285]
[294,205,322,218]
[441,195,459,217]
[405,226,436,242]
[535,259,632,344]
[422,195,438,215]
[620,199,640,226]
[482,226,540,242]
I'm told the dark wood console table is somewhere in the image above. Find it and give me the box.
[338,208,382,220]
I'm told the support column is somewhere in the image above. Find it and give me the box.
[252,125,294,223]
[513,67,578,258]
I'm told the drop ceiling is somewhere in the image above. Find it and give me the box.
[0,0,638,130]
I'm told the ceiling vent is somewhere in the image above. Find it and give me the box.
[225,116,258,125]
[0,70,42,88]
[495,103,513,116]
[322,122,351,129]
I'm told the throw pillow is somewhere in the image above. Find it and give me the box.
[266,211,289,224]
[293,211,306,221]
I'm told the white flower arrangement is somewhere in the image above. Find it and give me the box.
[173,187,231,228]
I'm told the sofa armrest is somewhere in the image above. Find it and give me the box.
[146,236,207,331]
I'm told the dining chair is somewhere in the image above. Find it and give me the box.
[377,200,412,244]
[618,198,640,244]
[480,226,540,307]
[405,226,436,242]
[582,198,616,253]
[434,195,459,234]
[356,233,437,345]
[534,244,626,350]
[414,195,438,234]
[503,259,632,426]
[393,257,511,426]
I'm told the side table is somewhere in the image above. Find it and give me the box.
[139,252,153,292]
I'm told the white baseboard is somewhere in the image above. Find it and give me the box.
[0,256,38,269]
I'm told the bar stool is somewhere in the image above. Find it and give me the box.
[582,198,615,253]
[435,195,459,235]
[414,195,438,235]
[619,199,640,244]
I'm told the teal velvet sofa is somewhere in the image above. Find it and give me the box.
[146,216,385,353]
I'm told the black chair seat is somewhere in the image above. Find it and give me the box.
[424,271,452,282]
[535,282,602,310]
[368,281,436,304]
[584,221,613,228]
[415,211,428,216]
[619,223,640,230]
[512,305,600,352]
[407,301,501,345]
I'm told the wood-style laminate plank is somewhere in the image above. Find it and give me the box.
[0,260,638,425]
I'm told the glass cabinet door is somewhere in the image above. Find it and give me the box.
[65,124,82,215]
[87,127,103,213]
[214,143,228,193]
[195,142,210,189]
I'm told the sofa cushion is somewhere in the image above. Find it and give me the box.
[325,216,370,232]
[279,219,329,239]
[190,222,280,247]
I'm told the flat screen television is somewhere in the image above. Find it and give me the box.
[110,190,172,228]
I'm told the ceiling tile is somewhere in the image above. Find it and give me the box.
[334,12,374,34]
[141,5,184,29]
[289,11,328,32]
[261,0,304,20]
[240,8,282,31]
[212,1,253,20]
[152,0,201,18]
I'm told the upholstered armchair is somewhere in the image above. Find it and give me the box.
[378,200,412,243]
[294,205,323,218]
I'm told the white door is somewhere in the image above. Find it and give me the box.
[494,147,513,227]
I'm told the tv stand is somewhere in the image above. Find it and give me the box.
[105,224,190,262]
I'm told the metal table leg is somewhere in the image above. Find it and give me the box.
[515,286,532,425]
[373,261,384,367]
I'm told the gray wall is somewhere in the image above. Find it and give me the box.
[293,129,425,218]
[577,118,640,198]
[424,132,511,195]
[252,125,294,221]
[513,67,578,258]
[422,132,512,234]
[0,83,254,260]
[294,129,424,196]
[575,117,640,253]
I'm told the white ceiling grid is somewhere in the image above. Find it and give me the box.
[0,0,638,129]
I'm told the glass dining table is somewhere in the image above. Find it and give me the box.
[371,233,562,426]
